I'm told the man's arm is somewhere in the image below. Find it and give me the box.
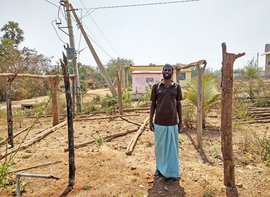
[177,101,182,132]
[150,101,156,131]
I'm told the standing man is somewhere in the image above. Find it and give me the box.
[150,64,183,181]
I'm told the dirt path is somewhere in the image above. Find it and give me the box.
[0,112,270,196]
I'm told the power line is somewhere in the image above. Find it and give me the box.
[44,0,58,8]
[85,32,114,59]
[78,0,119,56]
[51,20,67,44]
[71,15,114,59]
[81,0,200,10]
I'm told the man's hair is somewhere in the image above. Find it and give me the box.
[163,64,174,72]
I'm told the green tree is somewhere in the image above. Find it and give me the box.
[0,38,20,72]
[184,74,221,128]
[105,58,133,81]
[0,22,51,101]
[1,21,24,45]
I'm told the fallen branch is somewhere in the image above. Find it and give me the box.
[126,117,149,155]
[0,125,33,146]
[74,114,139,122]
[65,127,139,152]
[120,117,141,126]
[0,121,67,160]
[10,160,62,174]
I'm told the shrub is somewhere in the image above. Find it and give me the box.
[100,94,117,114]
[0,162,10,188]
[122,88,132,108]
[137,85,152,107]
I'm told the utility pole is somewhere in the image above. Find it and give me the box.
[63,0,82,112]
[69,3,118,97]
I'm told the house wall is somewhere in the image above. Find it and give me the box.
[129,65,192,86]
[265,44,270,77]
[131,73,162,95]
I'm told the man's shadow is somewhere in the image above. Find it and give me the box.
[147,177,186,197]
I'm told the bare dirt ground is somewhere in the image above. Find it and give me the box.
[0,89,270,197]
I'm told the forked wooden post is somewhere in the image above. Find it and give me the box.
[221,42,245,187]
[117,72,123,115]
[51,76,59,126]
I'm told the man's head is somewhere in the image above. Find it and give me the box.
[162,64,174,80]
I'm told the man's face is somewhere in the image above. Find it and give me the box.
[162,66,173,79]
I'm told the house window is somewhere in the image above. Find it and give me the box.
[146,77,154,83]
[268,61,270,66]
[179,73,186,80]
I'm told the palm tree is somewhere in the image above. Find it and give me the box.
[1,21,24,45]
[185,74,221,128]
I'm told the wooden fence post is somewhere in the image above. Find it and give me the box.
[51,76,59,126]
[60,52,76,188]
[196,64,206,149]
[6,78,14,148]
[117,72,123,115]
[221,42,245,187]
[71,76,76,116]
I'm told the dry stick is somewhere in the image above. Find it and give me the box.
[9,160,62,174]
[126,117,150,155]
[120,117,141,126]
[0,121,67,160]
[74,114,139,122]
[7,95,52,163]
[0,125,33,145]
[65,128,139,152]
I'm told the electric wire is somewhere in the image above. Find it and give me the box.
[51,20,67,44]
[85,31,114,59]
[81,0,200,10]
[78,0,119,56]
[44,0,58,8]
[71,16,114,59]
[77,9,83,63]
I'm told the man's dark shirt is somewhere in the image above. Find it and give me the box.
[150,81,183,126]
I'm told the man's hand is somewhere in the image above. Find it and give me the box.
[150,122,154,132]
[178,122,182,132]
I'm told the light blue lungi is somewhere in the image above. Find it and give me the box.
[154,124,180,178]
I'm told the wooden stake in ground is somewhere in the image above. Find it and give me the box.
[221,42,245,187]
[196,63,206,149]
[50,76,60,126]
[6,78,14,148]
[60,52,76,188]
[126,117,149,155]
[117,72,123,115]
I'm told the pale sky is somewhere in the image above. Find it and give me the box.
[0,0,269,71]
